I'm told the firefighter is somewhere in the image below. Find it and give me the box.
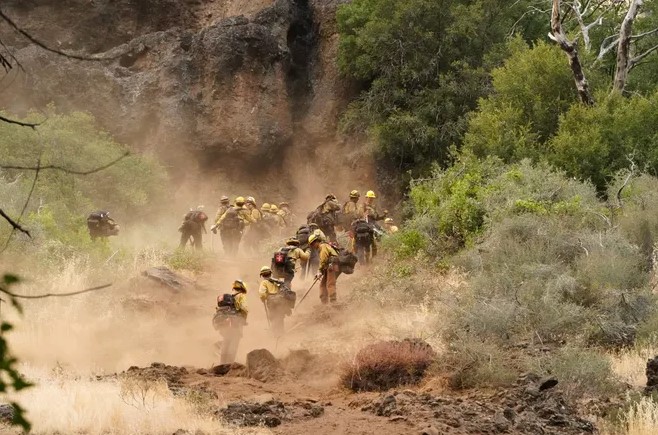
[258,266,295,335]
[271,238,310,286]
[212,280,248,364]
[309,233,340,304]
[178,206,208,250]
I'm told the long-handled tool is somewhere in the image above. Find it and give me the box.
[263,300,272,329]
[294,276,320,312]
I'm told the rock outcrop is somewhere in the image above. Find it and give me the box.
[0,0,370,193]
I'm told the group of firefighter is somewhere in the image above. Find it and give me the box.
[210,189,399,363]
[84,190,399,364]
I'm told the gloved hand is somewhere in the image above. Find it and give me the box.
[210,224,218,234]
[315,271,323,279]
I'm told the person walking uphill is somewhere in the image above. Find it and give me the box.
[212,280,248,364]
[271,238,310,287]
[258,266,295,335]
[179,206,208,250]
[309,233,341,304]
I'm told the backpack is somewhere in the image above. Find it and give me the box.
[272,246,296,275]
[217,293,236,308]
[191,211,208,223]
[267,278,296,310]
[354,219,372,234]
[221,207,243,230]
[296,225,311,246]
[337,248,358,274]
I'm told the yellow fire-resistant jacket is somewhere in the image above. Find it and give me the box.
[234,292,248,318]
[248,205,262,222]
[318,242,338,272]
[214,204,230,224]
[288,247,310,271]
[259,279,280,301]
[270,212,286,228]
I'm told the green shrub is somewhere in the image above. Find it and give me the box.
[0,109,168,262]
[539,347,620,399]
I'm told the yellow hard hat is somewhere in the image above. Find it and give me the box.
[246,196,256,205]
[309,233,320,244]
[232,280,247,293]
[366,190,376,199]
[286,238,300,246]
[350,190,360,198]
[279,202,289,207]
[260,266,272,275]
[270,204,279,212]
[220,195,229,203]
[235,196,245,205]
[385,218,394,224]
[261,202,271,211]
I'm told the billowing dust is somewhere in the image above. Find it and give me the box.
[1,171,429,434]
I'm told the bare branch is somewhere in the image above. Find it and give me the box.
[0,114,42,129]
[632,27,658,40]
[0,283,111,299]
[0,9,117,62]
[0,152,130,175]
[572,0,604,52]
[598,35,620,60]
[550,0,595,105]
[617,156,637,209]
[1,158,41,252]
[629,43,658,70]
[0,209,30,238]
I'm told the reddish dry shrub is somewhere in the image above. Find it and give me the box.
[341,339,435,392]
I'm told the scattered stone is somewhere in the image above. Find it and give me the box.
[142,266,196,292]
[363,378,595,434]
[246,349,282,382]
[421,426,440,435]
[539,377,559,391]
[0,404,14,423]
[210,362,246,376]
[217,398,325,427]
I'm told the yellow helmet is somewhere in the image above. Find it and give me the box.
[235,196,245,205]
[260,266,272,275]
[246,196,256,205]
[385,217,394,224]
[350,190,360,198]
[270,204,279,212]
[261,202,271,211]
[309,233,320,244]
[220,195,229,203]
[232,280,247,293]
[366,190,376,199]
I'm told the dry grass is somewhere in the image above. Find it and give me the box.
[610,345,658,388]
[341,339,435,392]
[4,366,264,435]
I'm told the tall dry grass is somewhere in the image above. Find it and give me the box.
[4,367,265,435]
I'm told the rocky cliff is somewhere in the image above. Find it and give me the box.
[0,0,370,199]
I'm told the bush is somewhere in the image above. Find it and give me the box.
[341,339,435,392]
[0,109,168,263]
[539,347,620,399]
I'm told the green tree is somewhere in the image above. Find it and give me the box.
[464,39,577,161]
[337,0,543,185]
[549,91,658,192]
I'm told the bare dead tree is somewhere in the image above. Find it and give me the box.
[549,0,595,105]
[572,0,604,52]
